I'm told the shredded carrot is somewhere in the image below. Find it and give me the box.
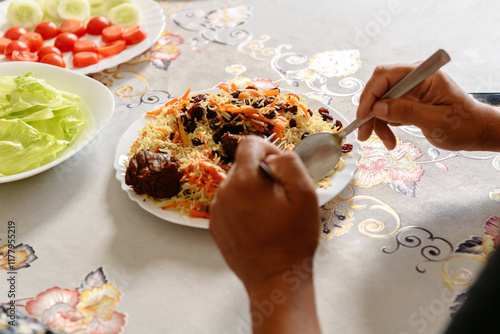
[248,89,261,97]
[145,108,163,116]
[161,201,190,210]
[263,88,280,97]
[230,82,239,91]
[188,209,210,219]
[219,85,230,93]
[225,105,259,115]
[181,87,191,100]
[171,132,181,144]
[249,119,266,132]
[172,109,188,146]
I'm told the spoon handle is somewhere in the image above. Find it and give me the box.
[341,49,451,137]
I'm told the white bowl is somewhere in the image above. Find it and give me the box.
[0,62,115,183]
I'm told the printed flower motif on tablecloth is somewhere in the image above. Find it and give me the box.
[218,77,278,91]
[0,243,37,270]
[490,189,500,202]
[444,215,500,316]
[320,199,354,239]
[173,5,252,46]
[352,136,424,196]
[149,31,184,70]
[308,50,362,78]
[456,215,500,259]
[22,268,126,334]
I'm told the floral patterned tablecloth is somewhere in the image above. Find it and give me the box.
[1,1,500,333]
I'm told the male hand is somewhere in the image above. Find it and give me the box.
[357,64,500,152]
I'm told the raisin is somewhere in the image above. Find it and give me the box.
[263,109,276,119]
[335,120,343,129]
[231,90,241,98]
[318,107,333,121]
[169,133,175,140]
[186,120,197,133]
[252,98,265,108]
[187,103,204,120]
[192,138,202,146]
[213,132,221,144]
[206,109,217,119]
[301,131,309,139]
[308,109,313,117]
[286,105,298,114]
[221,124,244,135]
[246,85,257,90]
[267,123,274,130]
[209,118,219,130]
[191,94,206,103]
[342,143,353,153]
[289,118,297,128]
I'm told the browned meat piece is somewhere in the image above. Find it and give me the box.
[221,133,244,161]
[125,149,180,198]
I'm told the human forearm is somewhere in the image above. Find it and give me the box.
[246,273,322,334]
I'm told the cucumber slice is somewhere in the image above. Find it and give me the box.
[90,4,104,17]
[102,0,133,15]
[107,3,140,27]
[57,0,91,21]
[45,0,61,20]
[7,0,44,29]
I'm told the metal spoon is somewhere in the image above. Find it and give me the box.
[293,49,451,182]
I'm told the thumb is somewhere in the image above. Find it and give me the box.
[372,99,448,129]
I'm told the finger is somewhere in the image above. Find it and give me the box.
[357,64,417,142]
[373,119,397,150]
[357,119,374,141]
[356,64,416,120]
[265,152,317,207]
[233,136,281,169]
[372,99,448,130]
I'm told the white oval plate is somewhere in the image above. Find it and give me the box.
[0,62,115,183]
[0,0,166,75]
[114,89,361,229]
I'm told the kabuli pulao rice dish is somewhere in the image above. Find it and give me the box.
[125,84,352,218]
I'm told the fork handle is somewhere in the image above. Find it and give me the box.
[341,49,451,137]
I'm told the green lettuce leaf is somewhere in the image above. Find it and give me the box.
[0,119,66,176]
[0,72,86,176]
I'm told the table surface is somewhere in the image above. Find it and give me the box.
[1,1,500,333]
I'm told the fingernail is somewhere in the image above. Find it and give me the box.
[373,101,388,117]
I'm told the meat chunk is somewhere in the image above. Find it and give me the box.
[125,149,180,198]
[221,133,244,161]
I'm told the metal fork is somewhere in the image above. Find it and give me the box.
[259,134,285,181]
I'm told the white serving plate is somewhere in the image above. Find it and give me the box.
[0,0,166,75]
[114,89,361,229]
[0,62,115,183]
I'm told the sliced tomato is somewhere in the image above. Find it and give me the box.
[40,53,66,68]
[73,51,100,68]
[101,25,124,44]
[87,16,111,35]
[54,32,79,52]
[0,37,12,54]
[4,40,30,58]
[98,40,126,57]
[122,26,148,45]
[4,26,27,40]
[60,19,86,38]
[11,50,38,62]
[35,21,60,40]
[37,45,63,60]
[19,32,44,53]
[73,39,98,54]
